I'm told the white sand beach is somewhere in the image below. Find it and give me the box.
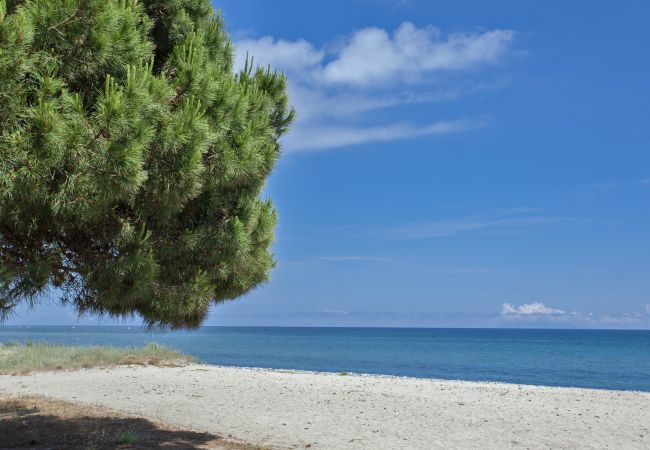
[1,364,649,449]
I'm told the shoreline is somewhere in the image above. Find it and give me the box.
[177,362,650,394]
[8,355,650,394]
[2,363,649,449]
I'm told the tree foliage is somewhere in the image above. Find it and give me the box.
[0,0,294,327]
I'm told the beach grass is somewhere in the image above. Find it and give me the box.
[0,342,196,375]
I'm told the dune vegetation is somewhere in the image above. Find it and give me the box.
[0,342,195,374]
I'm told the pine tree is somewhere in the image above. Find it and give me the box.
[0,0,294,328]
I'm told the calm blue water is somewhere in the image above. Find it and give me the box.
[1,326,649,391]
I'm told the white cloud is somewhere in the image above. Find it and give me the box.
[646,304,650,315]
[283,119,475,152]
[234,23,515,153]
[235,37,323,75]
[285,78,508,124]
[235,23,514,87]
[320,23,514,86]
[501,302,565,318]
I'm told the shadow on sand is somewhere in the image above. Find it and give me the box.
[0,397,248,449]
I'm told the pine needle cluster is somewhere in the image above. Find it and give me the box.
[0,0,294,327]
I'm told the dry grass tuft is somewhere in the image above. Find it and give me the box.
[0,342,196,375]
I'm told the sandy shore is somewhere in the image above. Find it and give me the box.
[1,364,648,449]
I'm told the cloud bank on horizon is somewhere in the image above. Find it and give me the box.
[235,22,514,152]
[500,302,650,328]
[9,300,650,329]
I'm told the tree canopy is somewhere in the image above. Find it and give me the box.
[0,0,294,328]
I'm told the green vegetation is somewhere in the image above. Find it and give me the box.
[0,342,195,374]
[0,0,293,328]
[116,432,138,445]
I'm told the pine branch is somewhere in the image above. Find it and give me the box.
[48,9,85,36]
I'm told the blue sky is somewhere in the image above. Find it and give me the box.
[9,0,650,328]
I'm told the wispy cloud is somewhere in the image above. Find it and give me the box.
[283,119,479,152]
[288,78,509,123]
[293,257,497,275]
[235,23,515,153]
[575,178,650,195]
[370,214,570,239]
[309,256,393,262]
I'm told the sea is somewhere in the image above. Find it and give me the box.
[1,326,649,392]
